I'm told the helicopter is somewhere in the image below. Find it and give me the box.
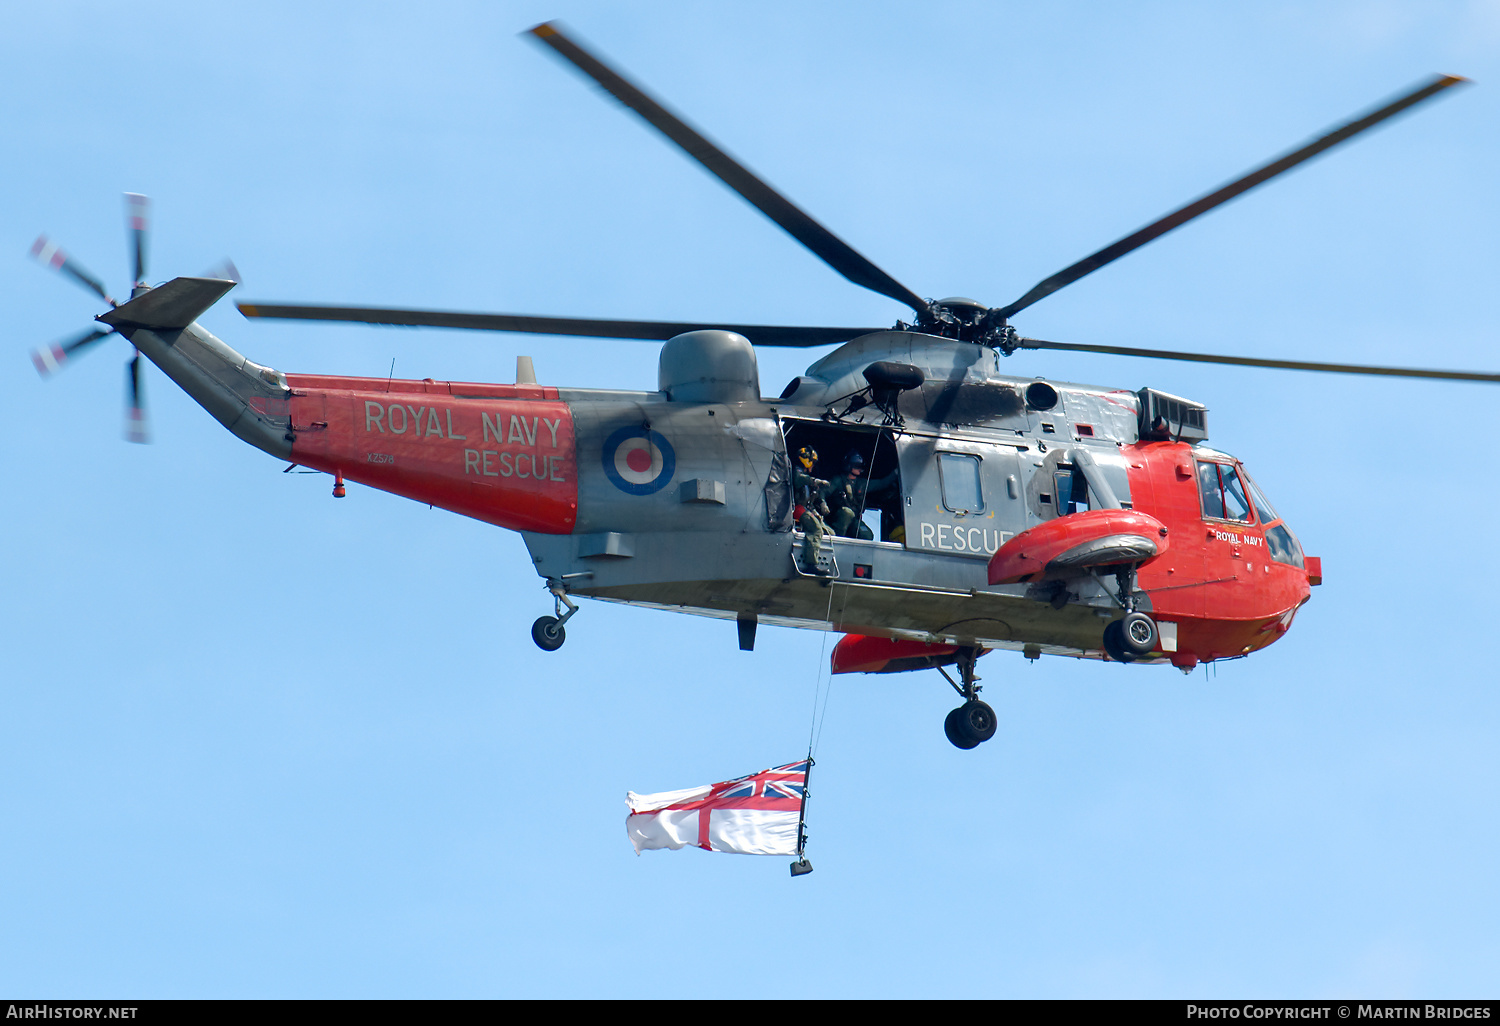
[30,23,1496,751]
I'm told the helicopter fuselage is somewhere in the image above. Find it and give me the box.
[109,279,1316,671]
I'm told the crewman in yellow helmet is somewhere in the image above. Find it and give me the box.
[792,446,831,572]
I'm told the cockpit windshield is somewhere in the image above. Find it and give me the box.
[1196,453,1305,568]
[1241,471,1279,525]
[1239,465,1305,569]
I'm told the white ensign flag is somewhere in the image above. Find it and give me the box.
[626,760,810,856]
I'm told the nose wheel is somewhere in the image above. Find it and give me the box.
[938,647,996,750]
[531,580,579,652]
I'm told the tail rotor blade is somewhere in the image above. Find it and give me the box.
[125,193,150,287]
[124,348,149,443]
[30,326,113,377]
[202,257,241,283]
[30,235,115,306]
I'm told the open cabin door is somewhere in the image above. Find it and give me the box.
[780,418,904,541]
[896,434,1026,560]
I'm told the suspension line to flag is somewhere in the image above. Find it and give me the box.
[806,576,839,756]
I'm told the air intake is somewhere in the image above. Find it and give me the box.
[1138,388,1208,443]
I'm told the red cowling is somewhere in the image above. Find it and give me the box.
[987,509,1169,585]
[831,634,960,675]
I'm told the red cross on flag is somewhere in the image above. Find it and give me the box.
[627,760,811,856]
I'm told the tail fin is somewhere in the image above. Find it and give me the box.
[98,276,235,331]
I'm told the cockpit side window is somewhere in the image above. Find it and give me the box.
[1197,461,1252,523]
[1221,466,1252,522]
[1197,461,1224,519]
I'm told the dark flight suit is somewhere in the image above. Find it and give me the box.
[824,468,899,539]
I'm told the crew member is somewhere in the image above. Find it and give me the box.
[791,446,832,570]
[825,451,899,539]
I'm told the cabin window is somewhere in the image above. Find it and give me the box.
[1054,466,1090,515]
[1197,461,1252,523]
[937,453,984,515]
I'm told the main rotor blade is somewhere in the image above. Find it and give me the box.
[125,193,150,286]
[1017,336,1500,383]
[30,236,114,306]
[30,326,113,377]
[994,74,1468,321]
[526,22,927,315]
[236,301,876,347]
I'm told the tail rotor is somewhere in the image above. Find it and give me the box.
[28,192,227,443]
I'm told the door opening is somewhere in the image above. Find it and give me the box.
[782,420,904,543]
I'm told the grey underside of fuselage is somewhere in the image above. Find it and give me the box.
[522,529,1139,658]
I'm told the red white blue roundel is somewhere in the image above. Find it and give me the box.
[602,426,676,495]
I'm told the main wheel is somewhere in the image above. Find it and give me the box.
[944,707,981,750]
[957,700,997,743]
[1102,619,1135,663]
[1120,611,1158,655]
[531,615,566,652]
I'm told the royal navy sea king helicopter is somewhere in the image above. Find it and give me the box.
[32,25,1494,749]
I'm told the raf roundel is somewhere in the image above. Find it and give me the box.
[602,426,676,496]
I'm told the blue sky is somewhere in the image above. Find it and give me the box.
[4,0,1499,998]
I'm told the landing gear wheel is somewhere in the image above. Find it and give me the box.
[1120,611,1158,656]
[938,647,995,749]
[944,707,981,750]
[944,700,996,749]
[1102,619,1135,663]
[531,615,566,652]
[959,699,997,742]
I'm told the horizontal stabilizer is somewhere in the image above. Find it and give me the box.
[99,277,236,331]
